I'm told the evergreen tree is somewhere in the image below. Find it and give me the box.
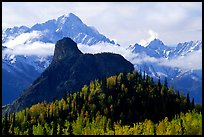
[28,124,33,135]
[143,71,146,80]
[177,91,180,99]
[64,91,67,101]
[186,93,190,110]
[157,77,161,88]
[11,113,15,135]
[191,98,195,110]
[68,121,73,135]
[52,120,57,135]
[164,77,168,88]
[2,112,9,135]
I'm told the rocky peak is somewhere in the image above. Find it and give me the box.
[68,13,83,22]
[57,13,83,26]
[147,38,165,49]
[52,37,82,62]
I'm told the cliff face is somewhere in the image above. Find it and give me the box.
[5,37,134,114]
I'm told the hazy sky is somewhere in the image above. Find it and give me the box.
[2,2,202,46]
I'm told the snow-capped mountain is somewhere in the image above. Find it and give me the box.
[2,26,30,43]
[2,13,116,105]
[168,40,202,58]
[3,13,115,46]
[130,39,173,58]
[132,39,202,59]
[131,39,202,104]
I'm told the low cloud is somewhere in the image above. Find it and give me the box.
[3,31,201,71]
[78,42,202,71]
[78,42,136,62]
[3,31,55,56]
[158,49,202,71]
[4,42,54,56]
[131,53,158,64]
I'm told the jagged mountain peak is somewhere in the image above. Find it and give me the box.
[134,43,142,47]
[67,13,82,22]
[4,25,29,32]
[131,43,145,52]
[177,40,202,49]
[170,40,202,57]
[57,13,83,25]
[132,39,203,59]
[147,38,166,49]
[3,12,115,46]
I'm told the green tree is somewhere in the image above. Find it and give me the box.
[164,77,168,88]
[10,113,16,135]
[52,120,57,135]
[72,115,83,135]
[33,123,44,135]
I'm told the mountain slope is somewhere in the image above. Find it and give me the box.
[2,51,52,105]
[4,37,133,114]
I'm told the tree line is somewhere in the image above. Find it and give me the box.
[2,70,202,135]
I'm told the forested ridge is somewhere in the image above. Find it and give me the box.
[2,70,202,135]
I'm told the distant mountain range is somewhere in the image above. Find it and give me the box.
[129,39,202,104]
[2,13,202,106]
[129,39,202,59]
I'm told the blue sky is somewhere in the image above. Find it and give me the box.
[2,2,202,46]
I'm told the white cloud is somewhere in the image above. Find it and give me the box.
[139,30,159,46]
[78,42,136,62]
[78,41,202,71]
[158,49,202,71]
[3,31,55,56]
[4,31,41,48]
[4,42,55,56]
